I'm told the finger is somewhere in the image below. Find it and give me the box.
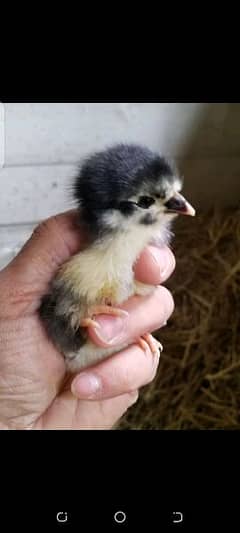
[74,391,140,429]
[88,285,174,347]
[134,244,176,285]
[71,342,160,400]
[34,389,139,429]
[1,211,84,291]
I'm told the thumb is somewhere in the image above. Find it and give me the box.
[0,211,84,292]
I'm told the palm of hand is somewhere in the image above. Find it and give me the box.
[0,212,175,430]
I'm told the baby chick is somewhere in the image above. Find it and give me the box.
[40,144,195,372]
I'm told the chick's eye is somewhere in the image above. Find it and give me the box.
[137,196,155,209]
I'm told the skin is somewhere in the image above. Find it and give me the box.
[0,210,175,430]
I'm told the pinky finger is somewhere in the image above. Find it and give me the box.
[74,390,139,429]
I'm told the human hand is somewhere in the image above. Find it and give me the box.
[0,211,175,430]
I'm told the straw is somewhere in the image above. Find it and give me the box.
[118,209,240,429]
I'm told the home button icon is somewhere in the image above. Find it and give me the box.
[114,511,127,524]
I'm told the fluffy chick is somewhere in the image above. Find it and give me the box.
[40,143,195,372]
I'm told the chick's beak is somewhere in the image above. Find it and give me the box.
[164,192,196,216]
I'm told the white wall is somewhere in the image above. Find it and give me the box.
[5,103,240,167]
[0,103,4,168]
[1,102,240,268]
[4,103,211,165]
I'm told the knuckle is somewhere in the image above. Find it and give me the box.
[33,216,58,239]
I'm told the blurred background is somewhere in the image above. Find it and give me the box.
[0,103,239,429]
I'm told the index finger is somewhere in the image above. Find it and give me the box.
[134,244,176,285]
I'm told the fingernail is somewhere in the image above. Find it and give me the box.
[149,246,169,278]
[93,314,129,344]
[71,372,101,398]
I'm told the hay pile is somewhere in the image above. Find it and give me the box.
[118,209,240,429]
